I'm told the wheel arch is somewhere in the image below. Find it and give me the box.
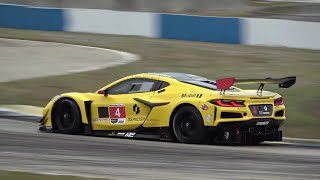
[51,95,91,129]
[51,97,80,130]
[169,103,200,136]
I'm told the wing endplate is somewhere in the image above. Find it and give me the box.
[216,78,235,90]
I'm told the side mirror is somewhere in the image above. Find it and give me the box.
[98,90,108,96]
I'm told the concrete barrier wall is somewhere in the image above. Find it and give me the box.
[160,14,241,44]
[0,4,64,31]
[242,18,320,49]
[1,3,320,49]
[64,9,158,37]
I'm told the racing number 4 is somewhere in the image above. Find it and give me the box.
[109,104,126,119]
[115,107,121,117]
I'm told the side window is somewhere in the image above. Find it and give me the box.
[107,78,161,95]
[158,82,170,90]
[107,79,138,95]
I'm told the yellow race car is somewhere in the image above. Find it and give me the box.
[40,72,296,145]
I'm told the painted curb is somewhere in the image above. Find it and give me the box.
[0,106,42,122]
[0,105,42,117]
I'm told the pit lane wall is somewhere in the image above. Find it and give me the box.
[1,3,320,49]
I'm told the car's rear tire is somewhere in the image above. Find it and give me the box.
[55,99,82,134]
[172,106,206,144]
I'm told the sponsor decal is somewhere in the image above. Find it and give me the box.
[110,118,125,124]
[224,131,230,140]
[256,121,269,126]
[125,132,136,137]
[111,119,118,124]
[133,104,140,114]
[206,114,211,124]
[259,106,270,115]
[128,117,145,122]
[202,104,209,110]
[252,106,257,115]
[181,93,203,98]
[93,118,108,123]
[264,106,268,111]
[251,105,272,116]
[116,132,135,137]
[259,111,270,115]
[109,104,126,124]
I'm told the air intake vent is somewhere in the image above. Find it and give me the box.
[275,110,284,117]
[221,112,243,119]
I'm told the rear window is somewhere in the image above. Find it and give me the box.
[181,80,239,92]
[129,82,155,93]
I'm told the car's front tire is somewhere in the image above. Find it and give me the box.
[172,106,206,144]
[54,99,82,134]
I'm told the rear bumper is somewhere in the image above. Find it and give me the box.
[237,130,282,144]
[211,103,286,127]
[216,118,284,129]
[209,118,284,144]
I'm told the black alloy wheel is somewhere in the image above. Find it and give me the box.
[55,99,82,134]
[173,106,206,144]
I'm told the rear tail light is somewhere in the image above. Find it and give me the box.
[274,97,284,106]
[209,99,245,107]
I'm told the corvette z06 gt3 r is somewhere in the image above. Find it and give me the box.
[40,72,296,145]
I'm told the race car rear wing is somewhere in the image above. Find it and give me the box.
[216,76,296,94]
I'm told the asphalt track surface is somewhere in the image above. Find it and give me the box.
[0,38,138,82]
[0,118,319,180]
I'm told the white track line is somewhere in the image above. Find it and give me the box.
[283,137,320,143]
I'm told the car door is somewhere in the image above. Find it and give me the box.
[91,78,159,131]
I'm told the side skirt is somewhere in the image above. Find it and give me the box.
[90,127,173,141]
[39,125,174,141]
